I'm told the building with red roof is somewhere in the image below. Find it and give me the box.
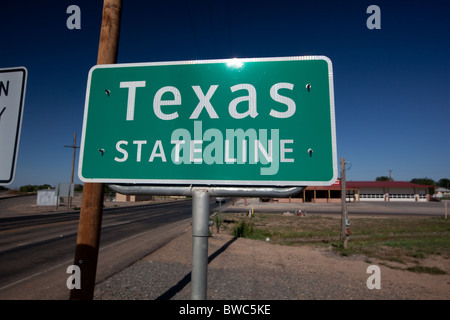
[275,180,435,203]
[346,181,435,202]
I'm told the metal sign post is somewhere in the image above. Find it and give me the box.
[191,189,210,300]
[109,184,304,300]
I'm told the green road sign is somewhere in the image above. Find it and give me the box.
[79,56,337,186]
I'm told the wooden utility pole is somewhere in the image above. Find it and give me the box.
[70,0,122,300]
[340,157,350,249]
[64,132,79,209]
[445,200,447,219]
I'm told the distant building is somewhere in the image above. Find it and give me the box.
[347,181,434,202]
[115,193,153,202]
[274,180,435,203]
[436,187,450,198]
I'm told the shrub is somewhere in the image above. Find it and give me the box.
[233,219,254,238]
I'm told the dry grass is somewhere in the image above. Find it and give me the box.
[218,212,450,274]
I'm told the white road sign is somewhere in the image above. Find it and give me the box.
[0,67,27,185]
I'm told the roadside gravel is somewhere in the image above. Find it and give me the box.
[94,227,449,300]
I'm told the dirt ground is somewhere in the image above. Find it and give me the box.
[95,199,450,300]
[95,225,450,300]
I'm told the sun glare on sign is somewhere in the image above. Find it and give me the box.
[226,58,244,69]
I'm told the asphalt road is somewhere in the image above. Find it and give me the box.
[0,199,195,300]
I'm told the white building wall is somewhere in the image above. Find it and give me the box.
[358,186,428,202]
[359,187,384,201]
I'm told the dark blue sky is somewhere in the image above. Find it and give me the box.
[1,0,449,188]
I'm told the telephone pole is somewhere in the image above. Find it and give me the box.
[341,157,350,249]
[70,0,122,300]
[64,132,79,209]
